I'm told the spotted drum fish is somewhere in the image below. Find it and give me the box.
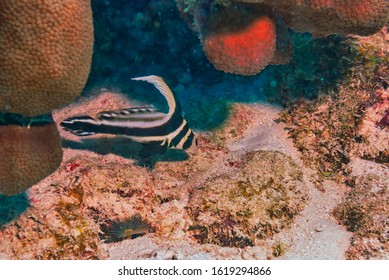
[60,75,196,164]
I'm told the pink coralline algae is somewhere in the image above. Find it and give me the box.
[177,0,388,75]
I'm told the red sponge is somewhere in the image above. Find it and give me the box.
[202,8,276,76]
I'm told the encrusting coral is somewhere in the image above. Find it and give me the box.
[0,0,94,195]
[238,0,389,36]
[187,150,308,247]
[177,0,388,75]
[0,0,94,116]
[278,28,389,180]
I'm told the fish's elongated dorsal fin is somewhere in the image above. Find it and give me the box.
[131,75,178,116]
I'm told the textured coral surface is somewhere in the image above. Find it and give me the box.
[238,0,389,36]
[188,150,307,247]
[279,28,389,177]
[0,123,62,195]
[0,0,93,116]
[202,7,276,75]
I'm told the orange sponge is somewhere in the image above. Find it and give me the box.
[202,7,276,75]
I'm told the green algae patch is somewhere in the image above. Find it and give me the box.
[187,150,308,247]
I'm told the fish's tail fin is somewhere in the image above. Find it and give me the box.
[60,115,99,137]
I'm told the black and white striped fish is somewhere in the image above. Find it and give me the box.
[60,75,197,163]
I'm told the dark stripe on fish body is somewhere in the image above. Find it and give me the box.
[60,116,97,133]
[61,115,96,123]
[183,131,195,149]
[170,122,190,147]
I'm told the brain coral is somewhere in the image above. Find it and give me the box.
[0,0,94,116]
[0,122,62,195]
[201,5,276,75]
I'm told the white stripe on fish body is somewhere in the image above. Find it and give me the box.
[175,127,193,149]
[60,116,98,126]
[127,119,188,144]
[62,127,96,136]
[75,131,96,136]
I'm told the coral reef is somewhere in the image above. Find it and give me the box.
[263,33,355,106]
[0,0,94,116]
[278,29,388,258]
[278,89,367,179]
[278,29,389,180]
[0,0,94,195]
[0,183,104,259]
[176,0,388,75]
[353,90,389,163]
[187,150,308,247]
[238,0,388,36]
